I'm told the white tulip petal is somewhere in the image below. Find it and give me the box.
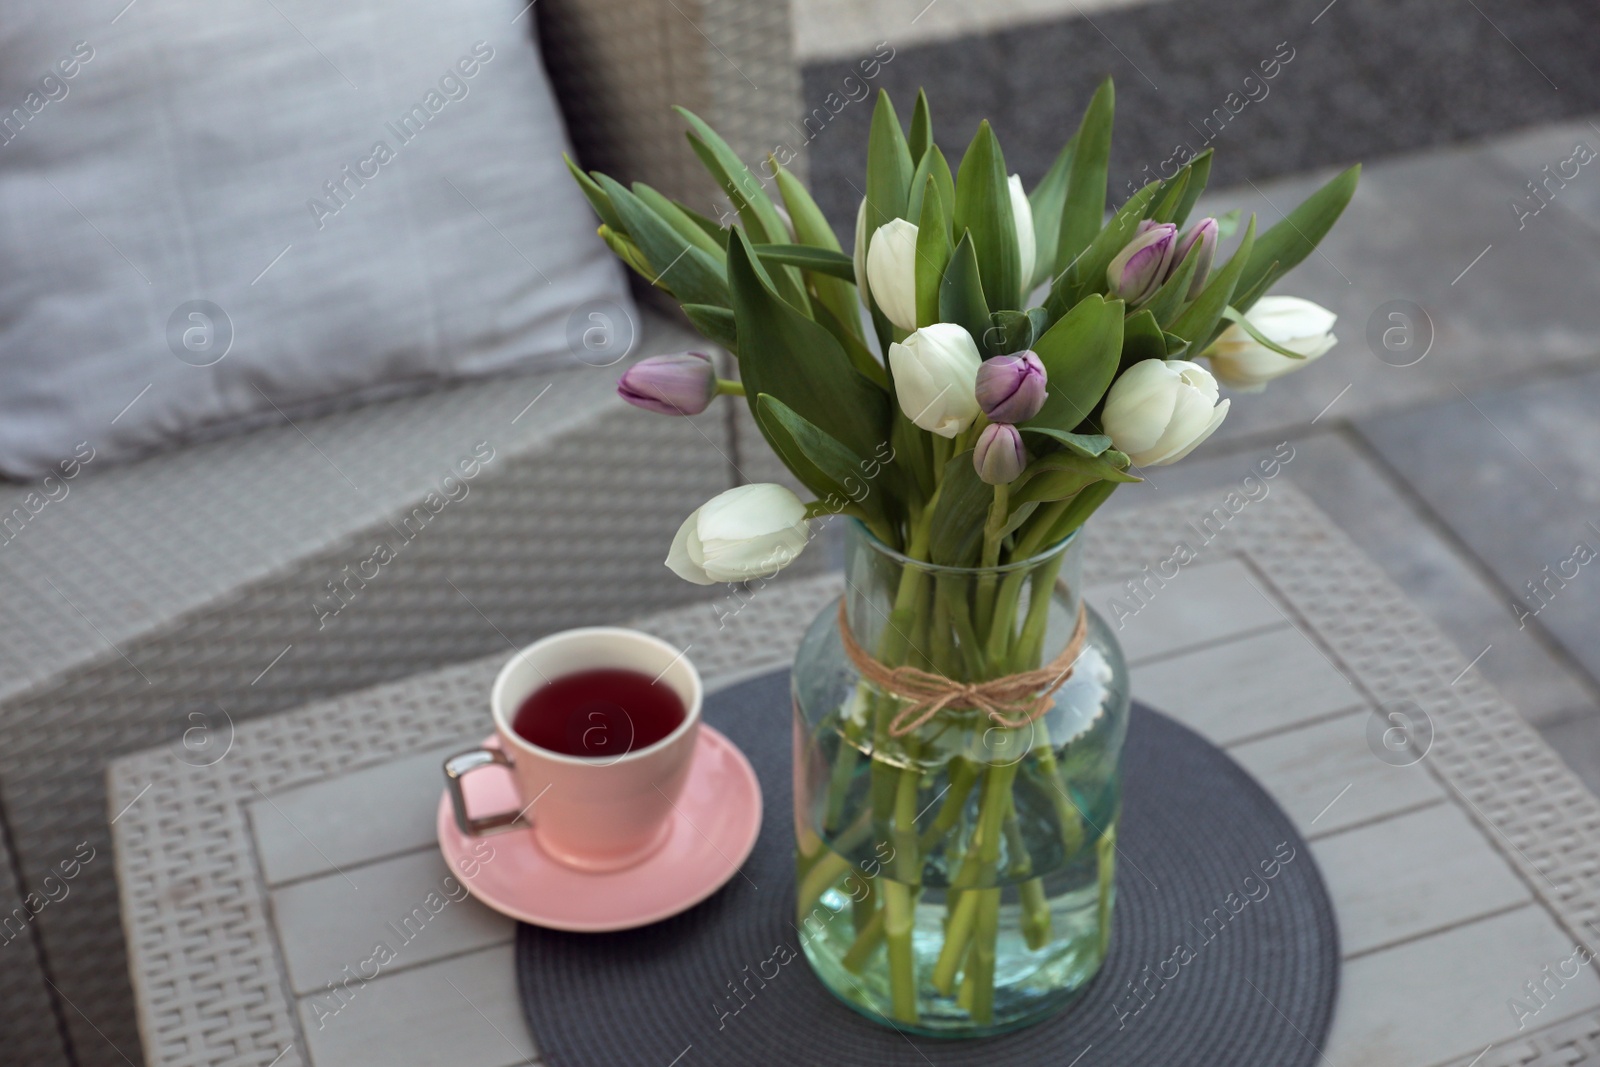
[866,218,920,332]
[1171,360,1220,405]
[1161,398,1229,465]
[889,324,982,438]
[1142,381,1216,465]
[1103,360,1179,456]
[665,511,716,584]
[1009,174,1036,287]
[701,525,807,582]
[698,482,806,541]
[1251,295,1338,339]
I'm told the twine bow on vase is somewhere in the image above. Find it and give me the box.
[837,600,1090,738]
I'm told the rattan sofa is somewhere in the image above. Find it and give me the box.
[0,3,799,1063]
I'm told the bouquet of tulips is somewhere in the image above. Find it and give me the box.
[571,80,1356,1027]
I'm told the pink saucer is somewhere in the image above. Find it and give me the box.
[437,725,762,932]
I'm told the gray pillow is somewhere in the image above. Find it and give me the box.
[0,1,629,478]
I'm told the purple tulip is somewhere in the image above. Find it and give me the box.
[974,423,1027,485]
[1175,218,1219,299]
[1106,222,1177,305]
[618,352,717,415]
[975,350,1047,423]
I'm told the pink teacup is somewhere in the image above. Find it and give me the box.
[443,627,702,873]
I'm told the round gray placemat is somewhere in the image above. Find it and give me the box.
[517,669,1339,1066]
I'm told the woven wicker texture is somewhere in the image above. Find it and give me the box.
[0,0,804,1056]
[515,670,1338,1066]
[108,485,1600,1067]
[0,312,738,1067]
[539,0,802,213]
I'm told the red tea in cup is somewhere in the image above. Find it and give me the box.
[511,668,686,759]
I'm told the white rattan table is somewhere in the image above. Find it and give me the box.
[110,486,1600,1067]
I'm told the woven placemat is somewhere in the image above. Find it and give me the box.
[517,670,1339,1066]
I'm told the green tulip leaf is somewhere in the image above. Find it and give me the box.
[1117,308,1169,370]
[865,90,915,234]
[987,310,1035,356]
[595,175,729,307]
[1162,332,1191,357]
[953,120,1021,313]
[1026,306,1052,343]
[632,182,725,261]
[728,231,891,466]
[682,304,737,351]
[564,155,625,234]
[812,299,889,387]
[1019,426,1112,457]
[908,89,933,165]
[1025,292,1125,433]
[1148,168,1191,226]
[1027,136,1076,292]
[1164,150,1213,229]
[752,244,857,280]
[939,231,991,343]
[678,110,808,307]
[1235,164,1360,312]
[1055,78,1114,276]
[774,164,861,343]
[928,449,992,567]
[915,175,954,328]
[757,394,888,522]
[675,109,788,244]
[1051,479,1121,539]
[597,226,656,284]
[673,199,730,247]
[1012,449,1138,508]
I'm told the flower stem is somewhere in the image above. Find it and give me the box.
[842,899,886,972]
[969,887,1002,1024]
[882,879,918,1021]
[1097,821,1118,956]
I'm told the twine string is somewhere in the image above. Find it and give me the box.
[837,599,1089,738]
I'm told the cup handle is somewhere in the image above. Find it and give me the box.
[443,747,533,837]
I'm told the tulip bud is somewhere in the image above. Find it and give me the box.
[1009,174,1036,289]
[618,352,717,415]
[1204,296,1338,393]
[887,323,983,438]
[1175,217,1219,299]
[975,350,1047,423]
[1106,222,1177,305]
[665,483,810,585]
[974,423,1027,485]
[866,217,920,331]
[1102,358,1230,467]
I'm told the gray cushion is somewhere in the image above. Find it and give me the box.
[0,0,629,478]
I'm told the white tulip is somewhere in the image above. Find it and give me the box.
[665,483,810,585]
[1205,296,1338,393]
[1009,174,1036,289]
[852,197,870,309]
[866,217,920,332]
[888,323,983,438]
[1102,359,1230,467]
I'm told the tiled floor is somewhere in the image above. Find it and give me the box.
[1094,116,1600,792]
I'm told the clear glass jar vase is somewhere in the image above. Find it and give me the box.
[792,520,1130,1037]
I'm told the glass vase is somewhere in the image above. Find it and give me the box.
[792,520,1130,1036]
